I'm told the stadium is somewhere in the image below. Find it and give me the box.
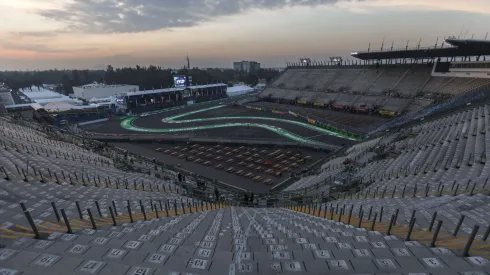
[1,36,490,274]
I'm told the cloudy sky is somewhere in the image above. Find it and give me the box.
[1,0,490,70]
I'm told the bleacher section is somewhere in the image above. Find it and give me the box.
[266,65,490,117]
[273,66,438,96]
[260,88,432,114]
[0,109,489,273]
[286,104,490,193]
[4,204,489,274]
[0,118,185,195]
[394,67,432,97]
[367,67,406,95]
[282,104,490,260]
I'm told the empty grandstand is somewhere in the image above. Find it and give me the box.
[2,37,490,274]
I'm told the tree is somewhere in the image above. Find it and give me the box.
[60,74,73,95]
[71,70,81,86]
[1,65,280,97]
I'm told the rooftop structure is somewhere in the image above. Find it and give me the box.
[73,83,138,100]
[20,86,83,106]
[351,38,490,61]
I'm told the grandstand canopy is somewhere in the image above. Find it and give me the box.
[351,38,490,60]
[445,38,490,50]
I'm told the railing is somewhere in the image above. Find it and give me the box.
[7,117,247,199]
[84,133,338,151]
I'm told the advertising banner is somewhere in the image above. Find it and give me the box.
[246,106,262,111]
[297,100,307,104]
[379,110,396,116]
[354,107,369,113]
[272,110,286,114]
[313,102,324,107]
[332,104,344,109]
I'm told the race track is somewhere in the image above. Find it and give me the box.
[121,105,358,147]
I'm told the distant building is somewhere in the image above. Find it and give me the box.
[233,61,261,73]
[73,82,138,100]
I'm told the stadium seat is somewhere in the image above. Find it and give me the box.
[1,77,490,274]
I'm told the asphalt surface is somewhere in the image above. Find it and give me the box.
[82,103,356,191]
[132,105,350,146]
[83,105,352,146]
[111,141,324,193]
[249,101,390,132]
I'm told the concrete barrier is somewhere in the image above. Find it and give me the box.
[77,118,109,126]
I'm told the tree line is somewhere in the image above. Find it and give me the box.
[1,65,281,95]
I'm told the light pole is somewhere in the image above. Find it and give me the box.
[26,159,30,175]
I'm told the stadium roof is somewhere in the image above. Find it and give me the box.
[74,82,137,89]
[21,86,82,105]
[351,38,490,60]
[4,103,33,109]
[445,37,490,49]
[33,97,83,105]
[226,85,254,96]
[37,102,98,112]
[126,83,226,97]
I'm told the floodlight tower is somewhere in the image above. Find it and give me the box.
[299,58,311,66]
[186,55,190,88]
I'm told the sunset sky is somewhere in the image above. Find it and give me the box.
[1,0,490,70]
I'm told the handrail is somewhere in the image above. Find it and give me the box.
[83,134,339,151]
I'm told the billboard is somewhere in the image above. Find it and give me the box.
[272,110,286,115]
[354,107,369,113]
[379,110,396,116]
[173,75,187,87]
[246,106,262,111]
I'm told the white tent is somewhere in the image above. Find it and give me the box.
[226,85,254,97]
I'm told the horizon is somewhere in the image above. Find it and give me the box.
[1,0,490,70]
